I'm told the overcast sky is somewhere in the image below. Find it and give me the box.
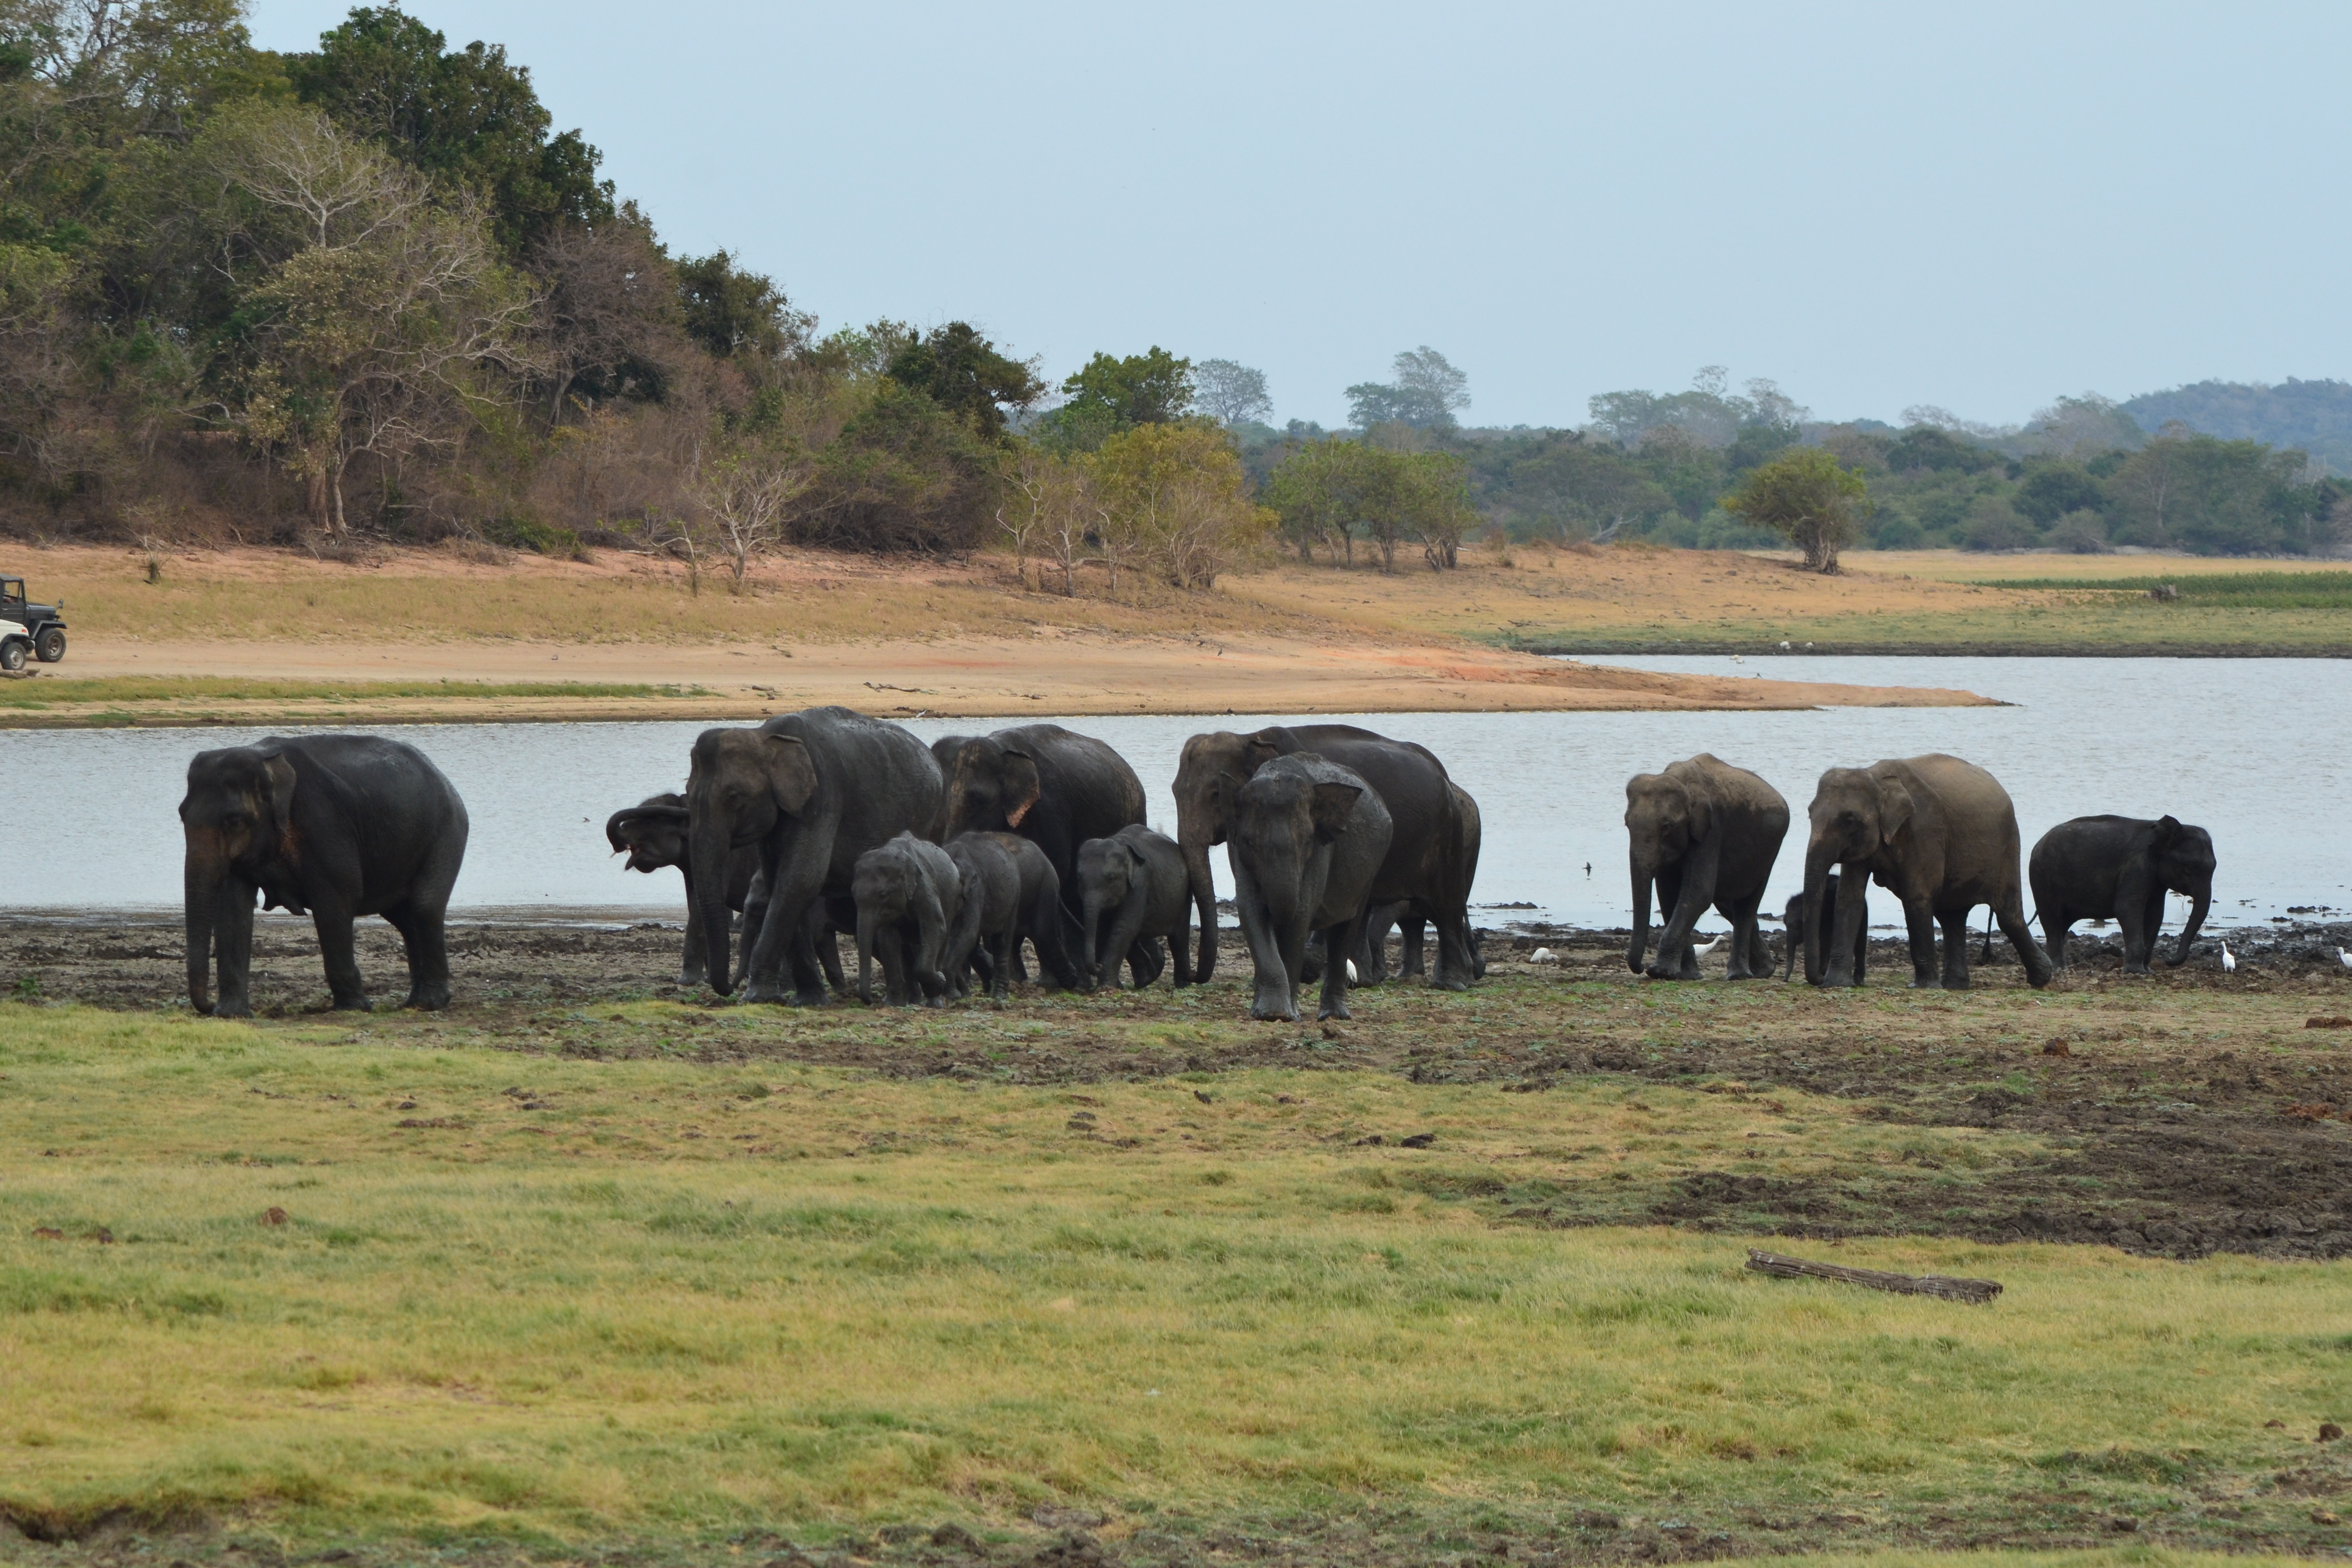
[248,1,2352,431]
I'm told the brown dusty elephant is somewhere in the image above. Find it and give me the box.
[1173,725,1479,989]
[1801,753,2052,991]
[1624,753,1787,981]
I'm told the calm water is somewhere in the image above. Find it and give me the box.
[8,656,2345,930]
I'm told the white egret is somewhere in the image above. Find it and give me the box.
[2220,942,2237,973]
[1346,959,1358,983]
[1529,947,1558,965]
[2338,946,2351,969]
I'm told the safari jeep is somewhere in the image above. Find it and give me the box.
[0,576,67,672]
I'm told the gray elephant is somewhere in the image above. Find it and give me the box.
[1626,754,1788,981]
[1228,754,1394,1022]
[942,831,1077,999]
[1781,870,1865,983]
[181,735,468,1016]
[1176,725,1478,990]
[853,831,960,1006]
[2029,815,2216,973]
[1801,753,2052,990]
[1356,783,1485,984]
[686,706,943,1004]
[925,734,978,841]
[1075,825,1193,990]
[609,793,764,988]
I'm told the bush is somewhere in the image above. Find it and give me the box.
[2047,509,2110,553]
[1961,497,2040,552]
[483,514,589,559]
[1868,513,1925,550]
[799,382,999,554]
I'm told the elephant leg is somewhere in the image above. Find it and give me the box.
[215,885,258,1018]
[1317,913,1363,1022]
[1901,898,1940,989]
[1402,917,1427,979]
[1998,894,2053,989]
[2118,890,2161,974]
[1357,905,1392,985]
[1128,937,1165,989]
[2042,909,2071,974]
[314,906,369,1011]
[1170,921,1195,987]
[1723,895,1765,981]
[1939,908,1972,990]
[385,901,452,1011]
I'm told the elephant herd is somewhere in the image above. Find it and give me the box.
[174,718,2215,1021]
[176,710,1483,1022]
[1627,750,2216,991]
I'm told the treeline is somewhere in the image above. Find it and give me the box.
[0,2,1273,593]
[1244,374,2350,559]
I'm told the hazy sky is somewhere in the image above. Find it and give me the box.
[248,1,2352,431]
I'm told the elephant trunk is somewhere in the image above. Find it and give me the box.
[2170,885,2211,968]
[689,822,738,995]
[185,850,219,1015]
[1081,889,1111,990]
[856,906,878,1004]
[1180,831,1219,983]
[1801,842,1837,986]
[1627,859,1654,974]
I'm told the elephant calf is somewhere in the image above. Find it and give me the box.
[1781,871,1866,983]
[943,832,1081,999]
[1626,753,1787,982]
[2030,815,2216,974]
[852,832,960,1007]
[1228,754,1394,1022]
[1075,825,1193,991]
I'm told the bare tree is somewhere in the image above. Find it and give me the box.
[689,441,808,592]
[1194,359,1272,428]
[529,207,685,421]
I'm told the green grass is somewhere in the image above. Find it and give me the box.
[1971,572,2352,608]
[2,1000,2348,1553]
[0,676,710,710]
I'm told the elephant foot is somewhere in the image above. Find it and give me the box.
[1641,964,1684,982]
[1432,974,1469,993]
[211,998,252,1019]
[676,970,706,988]
[402,989,451,1011]
[331,994,373,1012]
[1318,1000,1352,1022]
[1908,977,1943,990]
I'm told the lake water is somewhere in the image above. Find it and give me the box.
[7,656,2345,931]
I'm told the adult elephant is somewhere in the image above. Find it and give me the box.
[1625,754,1787,981]
[941,724,1146,958]
[1174,725,1479,989]
[1228,755,1393,1022]
[687,706,942,1004]
[1801,753,2052,991]
[181,735,468,1017]
[2029,815,2216,974]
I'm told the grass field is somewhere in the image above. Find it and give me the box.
[4,948,2350,1563]
[1965,573,2352,609]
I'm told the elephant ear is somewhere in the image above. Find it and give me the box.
[261,753,300,851]
[765,734,820,815]
[2153,815,2183,847]
[1873,776,1915,849]
[1001,748,1043,829]
[1241,729,1287,775]
[1309,780,1362,840]
[1681,779,1714,844]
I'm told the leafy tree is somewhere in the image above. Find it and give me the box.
[288,5,612,256]
[801,379,997,554]
[1033,345,1190,452]
[673,250,806,363]
[1883,424,2000,475]
[2013,460,2104,525]
[1193,357,1270,427]
[1262,438,1359,565]
[529,203,683,416]
[1348,345,1468,431]
[882,320,1043,438]
[1085,421,1272,590]
[1722,446,1870,572]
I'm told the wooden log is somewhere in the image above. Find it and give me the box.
[1745,1248,2002,1304]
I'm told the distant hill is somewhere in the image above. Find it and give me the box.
[2120,379,2352,474]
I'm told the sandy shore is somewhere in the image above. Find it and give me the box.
[21,626,1997,723]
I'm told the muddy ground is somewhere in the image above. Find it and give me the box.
[7,910,2352,1270]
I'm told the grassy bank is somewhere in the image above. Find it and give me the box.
[3,958,2350,1558]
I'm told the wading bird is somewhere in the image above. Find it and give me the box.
[2221,942,2237,973]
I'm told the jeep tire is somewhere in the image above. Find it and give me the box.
[34,626,63,663]
[0,639,25,673]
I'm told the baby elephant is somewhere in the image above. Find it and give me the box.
[1228,753,1394,1022]
[1782,870,1866,983]
[2030,814,2216,973]
[943,831,1080,999]
[1075,825,1193,990]
[852,831,961,1007]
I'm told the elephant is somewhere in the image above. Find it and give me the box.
[852,831,960,1006]
[1801,753,2053,991]
[685,705,943,1004]
[941,726,1147,961]
[1174,725,1479,990]
[925,735,978,840]
[608,794,756,988]
[2029,815,2216,974]
[1357,785,1487,984]
[942,831,1078,999]
[181,734,468,1017]
[1625,754,1787,981]
[1227,754,1394,1022]
[1781,870,1866,983]
[1075,825,1193,990]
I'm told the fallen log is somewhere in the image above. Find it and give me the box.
[1745,1248,2002,1304]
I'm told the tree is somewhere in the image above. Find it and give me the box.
[1721,446,1870,572]
[1034,345,1191,452]
[800,378,998,554]
[528,203,683,419]
[288,5,612,257]
[689,437,806,592]
[1347,345,1468,431]
[1087,421,1273,591]
[883,321,1044,438]
[674,250,808,363]
[1194,358,1270,427]
[197,106,535,535]
[1264,438,1359,565]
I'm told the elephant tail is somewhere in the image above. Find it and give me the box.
[1979,905,1994,964]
